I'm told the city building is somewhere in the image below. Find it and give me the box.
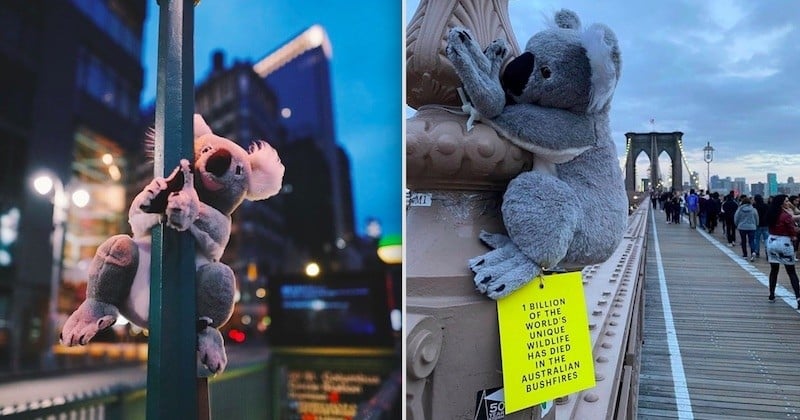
[194,50,290,279]
[253,25,371,273]
[0,0,147,372]
[733,178,748,196]
[768,173,778,196]
[750,183,766,198]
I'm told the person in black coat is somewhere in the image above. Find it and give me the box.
[706,192,721,233]
[722,193,739,245]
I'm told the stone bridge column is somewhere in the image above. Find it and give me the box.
[405,1,554,418]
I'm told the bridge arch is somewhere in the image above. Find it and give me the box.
[624,132,684,192]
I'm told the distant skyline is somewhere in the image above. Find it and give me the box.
[142,1,401,237]
[406,0,800,190]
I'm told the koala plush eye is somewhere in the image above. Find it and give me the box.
[201,146,212,154]
[540,66,552,79]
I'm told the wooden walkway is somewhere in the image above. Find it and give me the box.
[638,208,800,419]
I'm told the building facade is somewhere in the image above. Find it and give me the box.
[253,26,365,273]
[0,0,146,372]
[768,173,778,196]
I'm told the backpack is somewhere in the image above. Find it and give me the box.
[687,194,698,211]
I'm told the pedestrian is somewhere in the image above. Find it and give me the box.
[753,194,768,258]
[698,190,708,229]
[764,194,800,307]
[686,189,699,229]
[722,193,738,246]
[706,192,721,233]
[670,193,681,224]
[734,195,758,261]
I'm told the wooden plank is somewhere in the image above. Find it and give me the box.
[638,212,800,418]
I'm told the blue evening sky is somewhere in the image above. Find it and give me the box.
[141,1,402,238]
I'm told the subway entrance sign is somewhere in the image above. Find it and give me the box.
[268,271,400,419]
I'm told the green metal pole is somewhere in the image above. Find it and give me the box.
[147,0,198,418]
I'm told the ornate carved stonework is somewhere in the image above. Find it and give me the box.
[406,1,544,419]
[407,108,531,190]
[406,0,520,109]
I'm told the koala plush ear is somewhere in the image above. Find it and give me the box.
[582,23,621,113]
[194,114,213,138]
[554,9,581,30]
[246,141,285,201]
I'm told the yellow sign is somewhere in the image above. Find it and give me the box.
[496,272,595,414]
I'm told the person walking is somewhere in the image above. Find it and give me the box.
[722,193,738,246]
[670,193,681,224]
[686,189,699,229]
[753,194,769,259]
[734,195,758,261]
[698,190,708,229]
[764,194,800,307]
[706,192,721,233]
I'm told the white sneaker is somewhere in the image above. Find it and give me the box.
[750,253,755,262]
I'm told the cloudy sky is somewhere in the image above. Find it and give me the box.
[142,1,401,237]
[406,0,800,190]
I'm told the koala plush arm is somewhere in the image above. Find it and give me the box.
[489,104,597,164]
[129,178,167,238]
[188,203,231,262]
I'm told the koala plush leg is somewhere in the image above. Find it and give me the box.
[61,235,138,345]
[473,244,541,298]
[198,325,227,374]
[446,27,507,119]
[470,172,580,299]
[503,171,579,268]
[196,262,235,374]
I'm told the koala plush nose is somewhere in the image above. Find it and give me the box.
[206,149,232,177]
[501,52,535,97]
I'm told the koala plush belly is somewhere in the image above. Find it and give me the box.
[122,239,152,327]
[120,238,215,328]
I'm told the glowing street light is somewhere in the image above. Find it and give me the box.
[703,142,714,192]
[32,172,90,369]
[377,234,402,265]
[305,262,320,277]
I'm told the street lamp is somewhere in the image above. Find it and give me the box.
[32,172,90,369]
[703,142,714,192]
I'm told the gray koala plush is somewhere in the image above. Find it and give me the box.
[60,115,284,373]
[446,9,628,299]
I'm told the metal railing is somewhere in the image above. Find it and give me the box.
[0,361,269,420]
[556,203,648,419]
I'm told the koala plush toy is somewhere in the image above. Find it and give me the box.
[446,9,628,299]
[60,115,284,373]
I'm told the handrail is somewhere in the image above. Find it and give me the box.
[556,203,648,419]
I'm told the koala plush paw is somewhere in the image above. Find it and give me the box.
[470,237,541,299]
[60,299,119,346]
[447,27,490,74]
[166,160,199,231]
[198,326,227,374]
[446,27,506,119]
[484,39,508,75]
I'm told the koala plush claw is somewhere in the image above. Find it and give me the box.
[198,327,227,374]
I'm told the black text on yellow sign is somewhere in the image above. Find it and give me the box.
[496,272,595,414]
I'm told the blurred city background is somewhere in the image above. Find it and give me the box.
[0,0,401,418]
